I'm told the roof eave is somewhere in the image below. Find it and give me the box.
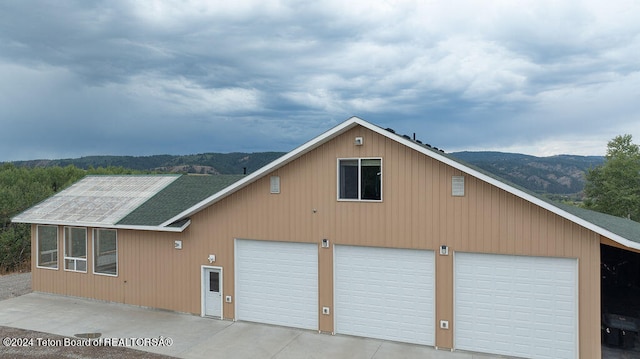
[11,218,191,233]
[115,220,191,233]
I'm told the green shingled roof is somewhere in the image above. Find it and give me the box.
[117,174,245,227]
[554,202,640,244]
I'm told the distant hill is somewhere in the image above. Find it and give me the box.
[11,152,287,175]
[450,151,604,198]
[10,151,604,198]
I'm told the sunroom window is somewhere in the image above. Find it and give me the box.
[37,225,58,269]
[64,227,87,272]
[93,228,117,276]
[338,158,382,201]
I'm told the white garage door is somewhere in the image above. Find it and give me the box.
[455,252,577,359]
[335,245,435,345]
[235,239,318,330]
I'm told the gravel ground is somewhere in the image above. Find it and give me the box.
[0,272,175,359]
[0,272,32,301]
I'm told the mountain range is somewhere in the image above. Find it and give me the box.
[450,152,603,199]
[9,151,604,199]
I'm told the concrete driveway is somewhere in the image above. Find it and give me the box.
[0,293,506,359]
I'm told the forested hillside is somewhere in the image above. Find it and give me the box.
[13,152,285,175]
[450,152,604,199]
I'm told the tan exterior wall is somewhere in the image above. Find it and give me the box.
[602,236,640,254]
[31,125,602,358]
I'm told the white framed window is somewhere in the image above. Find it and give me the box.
[338,158,382,201]
[64,227,87,272]
[36,225,58,269]
[93,228,117,276]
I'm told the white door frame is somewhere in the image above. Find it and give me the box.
[201,265,224,319]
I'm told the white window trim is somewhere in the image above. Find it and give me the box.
[93,228,118,277]
[63,226,87,273]
[337,157,383,202]
[36,225,59,270]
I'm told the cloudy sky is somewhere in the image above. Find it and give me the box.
[1,1,639,161]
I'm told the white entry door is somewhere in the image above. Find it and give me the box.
[203,267,222,318]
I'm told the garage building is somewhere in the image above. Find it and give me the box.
[14,116,640,359]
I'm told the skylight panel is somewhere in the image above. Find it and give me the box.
[13,175,179,226]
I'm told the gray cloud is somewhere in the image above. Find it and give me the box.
[1,0,639,161]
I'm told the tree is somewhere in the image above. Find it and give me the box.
[0,164,85,273]
[584,134,640,221]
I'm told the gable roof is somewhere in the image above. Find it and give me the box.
[12,174,244,232]
[160,116,640,250]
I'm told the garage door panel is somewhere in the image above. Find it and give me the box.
[236,239,318,330]
[335,245,434,346]
[455,252,577,359]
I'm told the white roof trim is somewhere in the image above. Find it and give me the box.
[17,219,190,233]
[160,116,639,250]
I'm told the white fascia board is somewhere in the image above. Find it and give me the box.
[11,218,190,233]
[114,220,191,233]
[159,117,364,227]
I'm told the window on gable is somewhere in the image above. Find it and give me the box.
[64,227,87,272]
[37,225,58,269]
[338,158,382,201]
[93,228,117,276]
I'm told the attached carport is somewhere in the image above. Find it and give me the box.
[601,241,640,317]
[600,239,640,354]
[553,203,640,356]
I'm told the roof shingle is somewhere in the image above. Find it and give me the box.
[117,174,245,227]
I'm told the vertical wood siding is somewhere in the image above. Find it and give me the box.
[31,125,601,358]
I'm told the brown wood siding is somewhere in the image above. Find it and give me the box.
[31,125,602,358]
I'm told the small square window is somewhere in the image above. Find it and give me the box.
[338,158,382,201]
